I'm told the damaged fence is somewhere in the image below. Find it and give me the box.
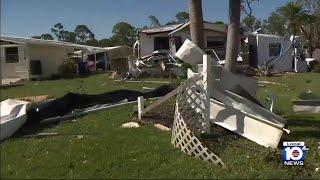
[171,55,226,166]
[171,74,225,167]
[170,40,290,166]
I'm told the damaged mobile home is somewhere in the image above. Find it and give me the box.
[0,36,133,79]
[136,21,227,58]
[246,33,310,73]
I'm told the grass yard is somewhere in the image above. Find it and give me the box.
[1,73,319,179]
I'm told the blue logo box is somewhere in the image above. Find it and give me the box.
[283,141,307,166]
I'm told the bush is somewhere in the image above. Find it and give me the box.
[244,65,273,76]
[58,58,77,78]
[309,60,320,73]
[180,62,196,79]
[298,90,320,100]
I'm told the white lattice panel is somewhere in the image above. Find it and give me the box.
[172,75,225,167]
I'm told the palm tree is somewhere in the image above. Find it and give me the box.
[225,0,241,72]
[189,0,205,49]
[278,2,307,36]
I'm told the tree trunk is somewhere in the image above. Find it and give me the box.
[225,0,241,72]
[189,0,205,49]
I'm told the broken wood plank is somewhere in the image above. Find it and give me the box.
[141,87,179,116]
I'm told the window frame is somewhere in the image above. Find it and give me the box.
[269,43,282,57]
[5,47,19,63]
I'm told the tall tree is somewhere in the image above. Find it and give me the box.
[298,0,320,55]
[264,12,287,35]
[189,0,205,49]
[98,38,114,47]
[86,39,99,46]
[176,11,190,23]
[225,0,241,72]
[111,22,136,46]
[242,0,259,32]
[64,31,77,43]
[148,15,161,27]
[32,35,41,39]
[41,33,54,40]
[278,1,307,35]
[32,33,54,40]
[74,25,94,44]
[51,23,65,41]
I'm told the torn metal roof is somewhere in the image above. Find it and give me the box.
[140,21,227,35]
[140,24,184,34]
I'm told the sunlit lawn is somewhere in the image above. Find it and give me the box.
[1,73,319,179]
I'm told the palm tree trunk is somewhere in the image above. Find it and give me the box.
[225,0,241,72]
[189,0,205,49]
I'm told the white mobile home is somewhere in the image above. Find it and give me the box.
[138,21,227,57]
[247,33,294,72]
[0,36,105,79]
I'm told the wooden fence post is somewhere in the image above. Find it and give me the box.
[138,96,144,120]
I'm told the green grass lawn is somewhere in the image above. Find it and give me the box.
[1,73,319,179]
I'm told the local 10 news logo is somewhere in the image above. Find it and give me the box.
[283,141,308,166]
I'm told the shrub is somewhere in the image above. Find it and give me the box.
[245,65,273,76]
[180,62,196,79]
[309,60,320,73]
[298,90,320,100]
[58,58,77,78]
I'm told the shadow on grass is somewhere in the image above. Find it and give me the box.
[287,119,320,128]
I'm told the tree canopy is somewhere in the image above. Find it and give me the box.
[74,25,95,44]
[111,22,136,46]
[148,15,161,27]
[32,33,54,40]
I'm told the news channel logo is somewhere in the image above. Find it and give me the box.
[283,141,308,166]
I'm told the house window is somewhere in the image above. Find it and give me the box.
[5,47,19,63]
[207,37,225,49]
[154,37,169,51]
[269,43,281,57]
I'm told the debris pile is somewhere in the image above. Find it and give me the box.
[128,50,182,78]
[167,39,290,165]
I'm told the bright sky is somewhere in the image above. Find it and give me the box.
[1,0,289,40]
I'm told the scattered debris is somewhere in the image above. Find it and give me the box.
[129,50,182,78]
[154,124,170,131]
[22,133,97,139]
[76,135,84,139]
[258,81,282,86]
[114,80,171,84]
[121,122,140,128]
[16,95,51,103]
[1,78,24,88]
[142,87,155,90]
[1,99,30,141]
[22,132,59,138]
[176,40,288,150]
[292,100,320,114]
[110,71,122,79]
